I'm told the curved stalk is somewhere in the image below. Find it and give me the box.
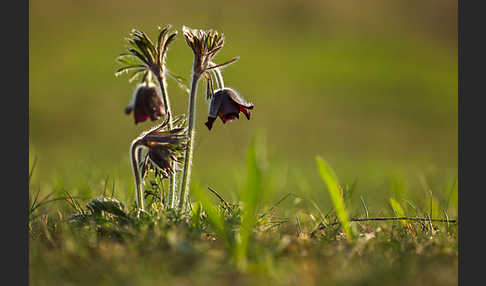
[179,72,201,210]
[210,66,225,89]
[130,139,144,211]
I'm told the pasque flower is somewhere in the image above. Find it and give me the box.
[205,88,254,130]
[137,115,187,177]
[116,26,180,124]
[125,83,164,124]
[130,115,187,210]
[177,26,240,210]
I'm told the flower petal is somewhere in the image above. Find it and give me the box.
[208,89,223,119]
[219,91,241,117]
[132,85,164,124]
[239,105,251,120]
[225,88,253,109]
[148,147,172,177]
[134,113,149,124]
[205,117,216,130]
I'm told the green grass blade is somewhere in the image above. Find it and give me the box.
[447,178,458,214]
[235,136,265,269]
[29,155,38,185]
[389,173,408,202]
[315,156,353,241]
[389,198,406,227]
[191,201,202,229]
[360,195,369,218]
[191,183,225,239]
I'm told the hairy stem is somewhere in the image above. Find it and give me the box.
[155,71,172,120]
[154,69,177,209]
[179,72,201,210]
[130,139,144,211]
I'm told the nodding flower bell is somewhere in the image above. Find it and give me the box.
[125,83,164,124]
[205,88,254,130]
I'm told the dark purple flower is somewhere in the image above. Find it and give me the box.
[140,144,176,179]
[125,84,164,124]
[205,88,254,130]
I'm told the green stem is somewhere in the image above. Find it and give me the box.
[130,139,144,211]
[179,71,201,210]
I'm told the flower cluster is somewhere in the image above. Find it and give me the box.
[116,25,255,212]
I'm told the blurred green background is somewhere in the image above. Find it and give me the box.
[29,0,457,210]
